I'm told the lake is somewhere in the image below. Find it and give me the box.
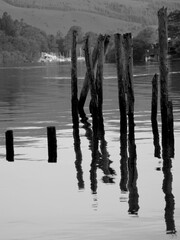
[0,60,180,240]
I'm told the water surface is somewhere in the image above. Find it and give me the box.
[0,60,180,239]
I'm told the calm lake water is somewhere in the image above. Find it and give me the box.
[0,60,180,240]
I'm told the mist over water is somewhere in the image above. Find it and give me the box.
[0,60,180,239]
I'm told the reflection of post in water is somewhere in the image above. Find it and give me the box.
[128,140,139,215]
[82,119,115,193]
[167,101,174,158]
[73,127,84,190]
[90,134,99,194]
[162,157,176,235]
[120,133,128,192]
[99,137,116,184]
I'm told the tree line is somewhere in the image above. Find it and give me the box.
[0,10,180,65]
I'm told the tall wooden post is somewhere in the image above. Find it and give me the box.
[84,36,98,135]
[78,35,110,122]
[71,30,79,128]
[151,73,161,158]
[5,130,14,162]
[115,33,128,192]
[96,35,105,118]
[158,7,169,155]
[96,35,105,138]
[114,34,127,137]
[123,33,135,142]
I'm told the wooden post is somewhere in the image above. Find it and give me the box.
[123,33,135,142]
[114,33,127,137]
[96,35,105,138]
[5,130,14,162]
[114,33,128,189]
[96,35,105,118]
[158,7,169,154]
[151,73,161,158]
[47,126,57,163]
[78,35,110,122]
[71,30,79,128]
[84,35,98,135]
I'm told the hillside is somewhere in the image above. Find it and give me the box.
[0,0,180,36]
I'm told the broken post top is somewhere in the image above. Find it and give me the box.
[158,7,167,19]
[158,7,168,56]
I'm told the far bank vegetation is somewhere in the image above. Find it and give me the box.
[0,10,180,65]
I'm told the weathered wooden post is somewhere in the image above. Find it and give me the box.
[123,33,135,142]
[158,7,169,155]
[47,126,57,163]
[5,130,14,162]
[78,35,110,122]
[114,33,128,191]
[151,73,161,158]
[71,30,79,128]
[96,35,105,118]
[84,35,98,135]
[96,35,106,138]
[114,33,127,139]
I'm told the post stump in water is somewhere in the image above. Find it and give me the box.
[47,126,57,163]
[5,130,14,162]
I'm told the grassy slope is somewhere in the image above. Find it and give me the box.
[0,0,179,36]
[0,0,142,35]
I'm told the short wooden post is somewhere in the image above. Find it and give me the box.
[151,73,161,158]
[5,130,14,162]
[47,126,57,163]
[123,33,135,141]
[71,30,79,128]
[158,7,169,154]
